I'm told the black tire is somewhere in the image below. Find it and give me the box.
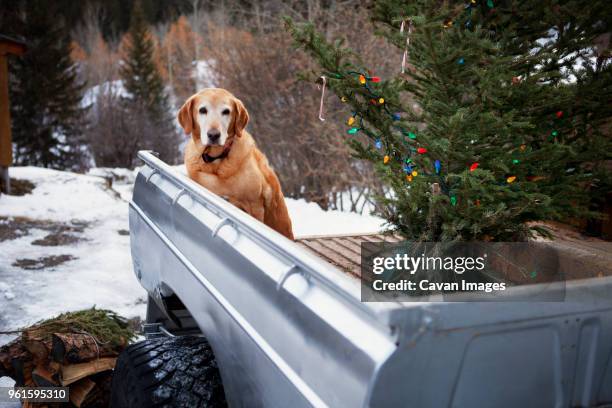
[110,336,227,408]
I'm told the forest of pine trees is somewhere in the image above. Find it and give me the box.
[1,0,203,169]
[0,0,392,213]
[4,1,89,169]
[0,0,609,230]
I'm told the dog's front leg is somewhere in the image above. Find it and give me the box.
[250,204,265,223]
[234,200,265,222]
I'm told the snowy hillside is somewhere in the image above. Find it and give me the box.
[0,166,383,344]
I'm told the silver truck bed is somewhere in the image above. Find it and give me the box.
[129,151,612,408]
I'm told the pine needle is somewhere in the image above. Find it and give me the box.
[0,308,135,348]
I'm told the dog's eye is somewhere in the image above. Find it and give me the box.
[199,107,207,115]
[222,108,230,116]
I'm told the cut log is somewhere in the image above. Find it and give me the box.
[60,357,117,386]
[22,330,52,366]
[0,340,29,378]
[22,339,51,366]
[51,332,120,364]
[11,358,33,386]
[32,365,59,387]
[48,360,61,373]
[0,342,12,376]
[69,377,96,407]
[82,371,113,408]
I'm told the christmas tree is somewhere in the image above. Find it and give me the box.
[5,0,89,170]
[286,0,611,241]
[120,0,178,165]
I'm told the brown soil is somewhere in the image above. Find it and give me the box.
[31,233,82,246]
[0,216,88,245]
[0,178,35,196]
[12,254,76,270]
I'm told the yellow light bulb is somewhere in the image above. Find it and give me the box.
[347,117,355,126]
[384,155,390,164]
[378,98,385,104]
[412,170,418,177]
[507,176,517,183]
[359,75,366,84]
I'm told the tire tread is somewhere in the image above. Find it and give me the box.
[110,336,226,408]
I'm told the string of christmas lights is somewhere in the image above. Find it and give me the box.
[317,0,565,207]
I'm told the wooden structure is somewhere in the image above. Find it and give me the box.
[296,233,402,278]
[296,226,612,281]
[0,34,26,196]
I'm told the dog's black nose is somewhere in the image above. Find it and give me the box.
[207,129,221,143]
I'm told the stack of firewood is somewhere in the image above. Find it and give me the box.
[0,309,133,408]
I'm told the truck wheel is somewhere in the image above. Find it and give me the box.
[110,336,227,408]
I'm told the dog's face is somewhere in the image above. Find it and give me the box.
[178,88,249,148]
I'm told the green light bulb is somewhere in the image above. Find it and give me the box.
[347,128,358,135]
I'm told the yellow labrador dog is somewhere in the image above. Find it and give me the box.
[178,88,294,240]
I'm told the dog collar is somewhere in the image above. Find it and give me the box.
[202,136,235,163]
[202,149,229,163]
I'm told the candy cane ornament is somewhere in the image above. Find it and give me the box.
[318,75,326,121]
[400,20,412,74]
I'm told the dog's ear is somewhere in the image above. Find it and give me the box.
[178,96,196,135]
[232,97,249,137]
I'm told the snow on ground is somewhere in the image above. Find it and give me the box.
[288,199,383,237]
[0,165,383,346]
[0,167,146,348]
